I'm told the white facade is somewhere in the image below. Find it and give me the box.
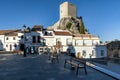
[18,31,44,53]
[4,36,19,51]
[54,35,72,51]
[0,30,20,51]
[69,34,107,58]
[95,45,107,58]
[0,29,107,58]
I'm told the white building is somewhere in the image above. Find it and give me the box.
[42,30,107,58]
[0,30,20,51]
[71,34,107,58]
[0,29,107,58]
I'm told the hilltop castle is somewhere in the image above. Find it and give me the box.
[48,2,86,34]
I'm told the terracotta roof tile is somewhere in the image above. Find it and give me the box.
[54,31,71,36]
[5,32,18,36]
[0,29,20,36]
[73,34,95,37]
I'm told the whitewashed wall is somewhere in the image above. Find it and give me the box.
[4,36,19,51]
[44,37,55,46]
[54,35,72,46]
[68,46,95,58]
[5,36,18,43]
[4,43,19,51]
[95,45,107,58]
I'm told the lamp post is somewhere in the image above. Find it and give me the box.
[23,25,27,57]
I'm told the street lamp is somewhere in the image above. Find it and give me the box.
[23,25,27,57]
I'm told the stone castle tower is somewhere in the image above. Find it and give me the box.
[60,2,77,19]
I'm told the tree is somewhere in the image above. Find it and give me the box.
[66,22,72,29]
[80,20,85,34]
[27,27,31,32]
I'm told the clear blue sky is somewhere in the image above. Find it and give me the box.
[0,0,120,42]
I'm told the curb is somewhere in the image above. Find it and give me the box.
[86,62,120,80]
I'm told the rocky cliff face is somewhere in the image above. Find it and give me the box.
[47,17,83,34]
[57,17,82,34]
[47,16,88,34]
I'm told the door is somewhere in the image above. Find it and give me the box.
[20,44,25,51]
[10,44,12,51]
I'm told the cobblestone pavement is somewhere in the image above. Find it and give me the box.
[0,54,115,80]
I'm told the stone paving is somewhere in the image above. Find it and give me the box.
[0,53,116,80]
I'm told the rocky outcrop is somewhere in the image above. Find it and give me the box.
[57,17,82,34]
[48,17,85,34]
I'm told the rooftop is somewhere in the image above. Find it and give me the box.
[54,31,72,36]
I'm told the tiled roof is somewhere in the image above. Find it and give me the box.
[73,34,96,37]
[5,32,18,36]
[0,30,20,36]
[46,28,54,31]
[54,31,72,36]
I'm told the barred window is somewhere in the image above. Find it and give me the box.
[6,37,9,40]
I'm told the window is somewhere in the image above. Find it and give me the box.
[75,40,77,46]
[6,37,9,40]
[0,43,3,45]
[83,42,86,46]
[49,32,52,36]
[13,37,16,40]
[14,44,17,47]
[44,31,47,35]
[6,45,8,47]
[82,50,86,57]
[66,38,72,45]
[101,50,104,56]
[96,42,98,45]
[83,40,86,46]
[21,36,24,39]
[56,38,60,45]
[37,36,41,43]
[32,36,36,43]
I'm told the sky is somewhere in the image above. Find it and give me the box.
[0,0,120,42]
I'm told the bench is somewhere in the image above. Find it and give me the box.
[64,57,87,75]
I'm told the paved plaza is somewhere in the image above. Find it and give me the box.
[0,53,116,80]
